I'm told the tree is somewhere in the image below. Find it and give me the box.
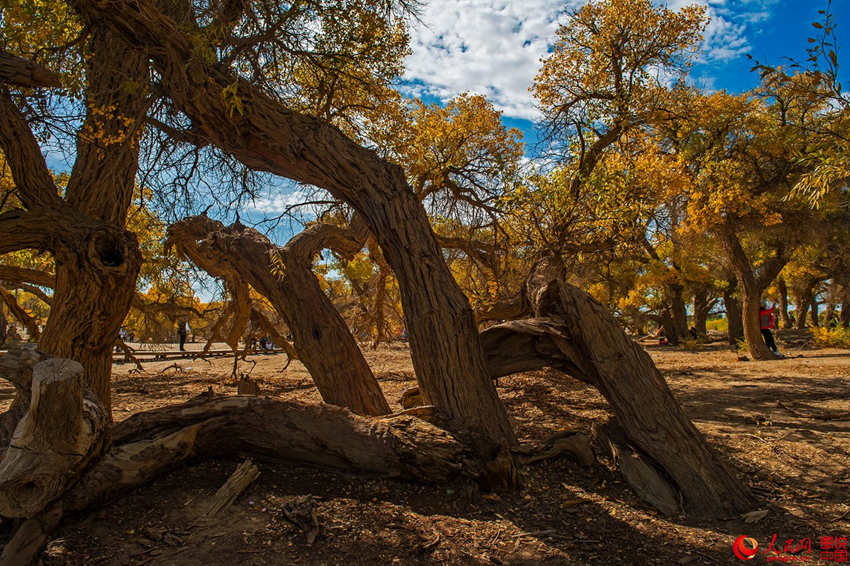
[0,22,149,411]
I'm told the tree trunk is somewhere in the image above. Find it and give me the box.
[794,289,812,329]
[810,299,820,327]
[841,285,850,328]
[0,305,6,346]
[75,1,517,485]
[39,232,141,414]
[718,229,785,360]
[5,27,150,415]
[740,281,776,360]
[693,288,709,337]
[0,358,107,517]
[479,259,754,516]
[168,217,391,417]
[60,393,482,514]
[777,278,791,329]
[669,283,688,342]
[723,282,744,346]
[372,266,388,349]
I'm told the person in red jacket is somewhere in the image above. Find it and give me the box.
[759,302,779,354]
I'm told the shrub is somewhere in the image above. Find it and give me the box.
[812,327,850,348]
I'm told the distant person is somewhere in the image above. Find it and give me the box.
[658,329,669,345]
[688,326,698,340]
[177,320,190,351]
[759,302,779,354]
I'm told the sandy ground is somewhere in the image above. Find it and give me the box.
[1,341,848,565]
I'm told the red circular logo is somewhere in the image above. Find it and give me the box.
[733,535,759,560]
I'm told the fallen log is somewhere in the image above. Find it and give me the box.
[60,393,481,514]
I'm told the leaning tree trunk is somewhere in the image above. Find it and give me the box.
[167,217,391,417]
[75,0,517,485]
[477,259,754,516]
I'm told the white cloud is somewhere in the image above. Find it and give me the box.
[402,0,573,121]
[402,0,777,120]
[245,189,311,213]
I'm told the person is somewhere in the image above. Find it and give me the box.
[688,326,698,340]
[759,302,780,355]
[177,320,190,351]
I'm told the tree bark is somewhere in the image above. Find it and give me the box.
[76,0,517,485]
[482,259,754,516]
[167,217,391,416]
[719,229,784,359]
[62,393,482,514]
[724,282,744,346]
[0,358,107,517]
[810,299,820,327]
[692,288,710,337]
[793,286,813,329]
[0,30,149,415]
[777,278,791,329]
[669,283,688,342]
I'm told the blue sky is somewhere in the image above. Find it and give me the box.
[397,0,847,149]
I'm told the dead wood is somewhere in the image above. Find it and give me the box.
[0,359,107,517]
[514,431,595,467]
[59,394,481,514]
[595,420,681,517]
[0,504,62,566]
[197,459,260,519]
[474,258,755,516]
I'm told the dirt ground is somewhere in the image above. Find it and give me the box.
[1,340,848,565]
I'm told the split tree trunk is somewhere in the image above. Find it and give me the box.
[167,217,390,416]
[0,358,107,517]
[76,0,517,485]
[479,259,754,516]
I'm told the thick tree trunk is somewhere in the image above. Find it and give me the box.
[777,278,791,329]
[39,232,140,413]
[794,289,812,329]
[719,229,784,360]
[724,284,744,346]
[740,282,776,360]
[0,305,6,346]
[0,27,150,416]
[0,358,107,517]
[481,259,754,516]
[76,0,517,485]
[168,217,391,417]
[669,283,688,342]
[693,288,710,337]
[60,393,482,514]
[810,300,820,327]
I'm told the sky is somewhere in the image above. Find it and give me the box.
[397,0,848,149]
